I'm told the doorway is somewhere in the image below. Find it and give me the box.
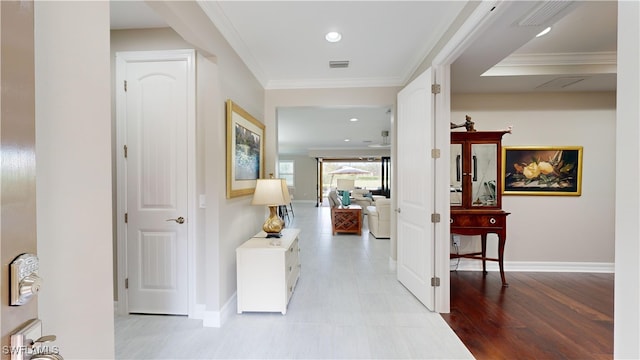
[319,159,389,206]
[115,50,197,316]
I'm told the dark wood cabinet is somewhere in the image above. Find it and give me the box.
[450,130,510,286]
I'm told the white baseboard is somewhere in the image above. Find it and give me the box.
[220,292,237,326]
[114,299,233,327]
[202,292,237,328]
[450,260,614,273]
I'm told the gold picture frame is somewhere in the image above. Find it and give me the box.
[226,100,265,198]
[502,146,583,196]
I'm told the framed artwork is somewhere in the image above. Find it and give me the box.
[226,100,265,198]
[502,146,583,196]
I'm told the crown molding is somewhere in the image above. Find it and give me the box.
[266,76,405,90]
[196,0,268,87]
[483,51,617,77]
[498,51,617,66]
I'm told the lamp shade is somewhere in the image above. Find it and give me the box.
[336,179,355,191]
[251,179,289,206]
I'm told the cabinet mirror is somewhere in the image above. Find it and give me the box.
[450,143,462,206]
[471,143,497,207]
[450,142,498,208]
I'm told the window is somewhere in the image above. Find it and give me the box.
[279,160,295,186]
[322,160,382,196]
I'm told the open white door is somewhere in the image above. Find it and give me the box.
[396,69,436,310]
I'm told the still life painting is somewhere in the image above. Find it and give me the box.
[502,146,583,196]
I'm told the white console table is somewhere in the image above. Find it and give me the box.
[236,228,301,314]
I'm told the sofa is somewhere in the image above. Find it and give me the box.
[367,198,391,238]
[352,189,384,215]
[328,190,341,208]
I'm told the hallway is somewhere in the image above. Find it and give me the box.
[115,202,472,359]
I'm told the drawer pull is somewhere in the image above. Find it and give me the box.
[289,266,292,272]
[489,218,496,224]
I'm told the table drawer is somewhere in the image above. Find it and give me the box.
[450,214,506,228]
[285,238,299,267]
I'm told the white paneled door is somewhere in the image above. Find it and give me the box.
[122,54,191,315]
[396,69,436,310]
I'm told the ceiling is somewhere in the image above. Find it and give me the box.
[452,1,616,94]
[277,106,393,156]
[109,1,617,156]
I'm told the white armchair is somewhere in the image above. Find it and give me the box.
[367,198,391,238]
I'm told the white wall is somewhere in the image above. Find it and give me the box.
[279,155,317,201]
[35,2,114,358]
[614,1,640,357]
[149,3,266,322]
[452,92,616,268]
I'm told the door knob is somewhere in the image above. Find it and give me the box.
[166,217,185,224]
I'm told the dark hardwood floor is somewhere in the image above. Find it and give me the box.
[441,271,614,360]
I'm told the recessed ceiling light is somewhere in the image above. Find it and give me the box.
[325,31,342,43]
[350,118,358,122]
[344,139,350,142]
[536,26,551,38]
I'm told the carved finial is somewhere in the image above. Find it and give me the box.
[464,115,476,132]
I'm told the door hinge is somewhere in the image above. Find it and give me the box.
[431,213,441,223]
[124,213,128,223]
[431,83,441,94]
[431,277,441,287]
[124,80,127,92]
[431,148,441,158]
[123,145,128,158]
[125,278,129,289]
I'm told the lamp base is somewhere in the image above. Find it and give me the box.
[262,206,285,238]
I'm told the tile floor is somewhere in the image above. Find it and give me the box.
[115,202,473,359]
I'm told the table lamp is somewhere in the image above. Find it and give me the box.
[251,178,290,240]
